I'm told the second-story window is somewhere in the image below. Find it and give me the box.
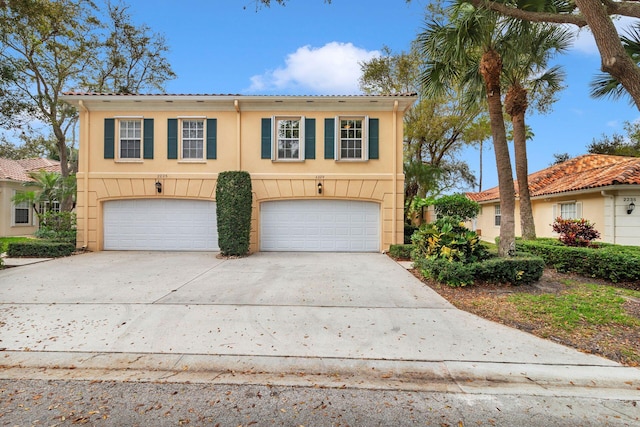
[181,119,204,160]
[119,119,142,159]
[337,117,367,161]
[275,117,304,161]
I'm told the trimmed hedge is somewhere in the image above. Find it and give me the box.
[517,240,640,282]
[414,255,545,287]
[388,244,413,260]
[216,171,253,256]
[7,240,75,258]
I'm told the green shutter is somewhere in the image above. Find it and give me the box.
[206,118,217,159]
[104,118,115,159]
[261,118,271,159]
[368,118,379,160]
[304,118,315,160]
[167,118,178,159]
[143,119,154,159]
[324,118,335,159]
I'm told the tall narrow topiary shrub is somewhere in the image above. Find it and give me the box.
[216,171,252,256]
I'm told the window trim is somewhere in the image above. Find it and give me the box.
[272,116,305,162]
[494,204,501,227]
[116,118,144,162]
[12,191,31,226]
[179,118,206,162]
[335,115,368,161]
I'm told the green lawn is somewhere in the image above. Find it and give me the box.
[0,236,32,253]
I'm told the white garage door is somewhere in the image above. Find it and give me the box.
[103,199,218,251]
[260,200,380,252]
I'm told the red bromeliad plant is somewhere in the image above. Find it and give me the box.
[552,217,601,247]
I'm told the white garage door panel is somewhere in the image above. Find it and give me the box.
[260,200,379,252]
[104,199,218,251]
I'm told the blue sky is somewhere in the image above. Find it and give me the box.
[132,0,639,191]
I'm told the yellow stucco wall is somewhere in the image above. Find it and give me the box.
[71,96,411,252]
[474,192,606,243]
[0,181,39,237]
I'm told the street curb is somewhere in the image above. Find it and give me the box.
[1,351,638,399]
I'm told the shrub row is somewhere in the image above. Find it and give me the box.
[517,240,640,282]
[7,240,75,258]
[414,255,545,287]
[388,244,414,260]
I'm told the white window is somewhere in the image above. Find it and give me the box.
[274,117,304,161]
[494,205,501,226]
[13,196,30,225]
[181,119,205,160]
[337,116,367,161]
[560,202,577,219]
[39,200,61,215]
[119,119,142,159]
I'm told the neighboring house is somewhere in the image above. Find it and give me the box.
[467,154,640,246]
[61,93,417,253]
[0,158,62,237]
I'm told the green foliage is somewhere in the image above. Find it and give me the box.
[35,211,76,243]
[7,240,75,258]
[477,256,545,285]
[404,223,418,244]
[586,121,640,157]
[433,194,480,221]
[414,257,476,287]
[551,217,601,247]
[517,240,640,282]
[216,171,253,256]
[414,254,544,287]
[411,216,487,263]
[388,244,414,260]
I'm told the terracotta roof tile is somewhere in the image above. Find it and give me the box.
[0,158,61,182]
[467,154,640,202]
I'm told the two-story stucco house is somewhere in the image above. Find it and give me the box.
[62,93,416,253]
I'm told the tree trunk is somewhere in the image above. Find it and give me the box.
[574,0,640,110]
[52,123,74,212]
[505,83,536,240]
[480,48,516,257]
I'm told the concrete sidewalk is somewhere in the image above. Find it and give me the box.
[0,252,638,401]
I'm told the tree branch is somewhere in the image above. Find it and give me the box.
[603,0,640,18]
[469,0,589,27]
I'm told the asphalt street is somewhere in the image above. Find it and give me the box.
[1,379,638,426]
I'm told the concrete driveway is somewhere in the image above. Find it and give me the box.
[0,252,638,399]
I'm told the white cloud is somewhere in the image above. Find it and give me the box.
[246,42,380,94]
[569,16,637,55]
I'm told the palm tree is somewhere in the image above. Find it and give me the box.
[12,170,76,225]
[590,23,640,103]
[419,1,517,257]
[502,23,572,240]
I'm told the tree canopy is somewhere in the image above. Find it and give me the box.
[0,0,175,210]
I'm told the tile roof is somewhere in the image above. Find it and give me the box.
[0,158,62,182]
[467,154,640,202]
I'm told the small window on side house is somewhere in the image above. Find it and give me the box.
[14,198,30,225]
[494,205,501,226]
[560,202,577,219]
